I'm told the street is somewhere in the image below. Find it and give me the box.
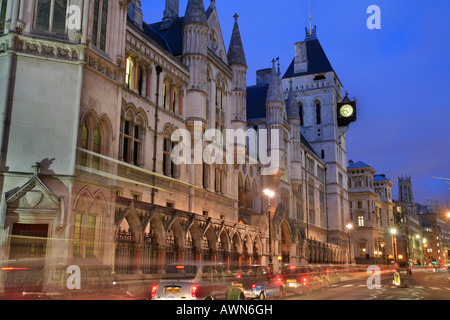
[284,269,450,300]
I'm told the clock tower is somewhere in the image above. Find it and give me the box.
[281,28,357,246]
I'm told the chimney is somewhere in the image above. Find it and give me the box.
[294,41,308,73]
[161,0,179,30]
[256,68,271,86]
[128,0,143,30]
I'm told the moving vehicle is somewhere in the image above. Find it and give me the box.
[152,262,244,300]
[395,261,412,276]
[0,257,144,300]
[318,265,341,286]
[233,265,284,300]
[280,265,322,295]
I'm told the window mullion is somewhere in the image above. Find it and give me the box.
[49,0,55,32]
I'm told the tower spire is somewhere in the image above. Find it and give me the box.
[309,0,312,35]
[305,0,316,39]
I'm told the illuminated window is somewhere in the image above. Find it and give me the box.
[79,119,103,170]
[358,215,364,227]
[125,57,133,89]
[73,213,97,257]
[73,213,83,256]
[86,215,96,256]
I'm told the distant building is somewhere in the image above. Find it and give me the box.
[417,200,450,265]
[393,176,424,264]
[347,161,395,264]
[0,0,359,296]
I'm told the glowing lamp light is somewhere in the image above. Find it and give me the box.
[263,189,275,198]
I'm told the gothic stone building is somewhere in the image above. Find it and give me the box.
[0,0,356,295]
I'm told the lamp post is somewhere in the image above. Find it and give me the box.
[264,189,275,270]
[390,228,398,263]
[346,223,352,264]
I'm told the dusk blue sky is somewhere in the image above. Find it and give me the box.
[142,1,450,207]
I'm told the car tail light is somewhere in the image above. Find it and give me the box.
[151,285,157,299]
[191,285,198,298]
[1,267,29,271]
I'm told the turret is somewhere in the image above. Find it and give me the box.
[228,13,247,124]
[182,0,209,120]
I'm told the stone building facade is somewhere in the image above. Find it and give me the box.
[0,0,357,295]
[347,161,396,264]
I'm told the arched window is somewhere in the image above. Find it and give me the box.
[163,128,178,178]
[80,121,89,167]
[74,192,106,258]
[163,82,168,110]
[298,102,304,125]
[120,107,145,166]
[315,100,321,125]
[79,115,108,170]
[92,127,101,170]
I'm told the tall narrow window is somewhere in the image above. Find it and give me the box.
[92,127,101,170]
[316,101,321,125]
[172,89,177,114]
[299,102,303,126]
[163,83,168,109]
[0,0,7,32]
[120,119,142,166]
[125,57,133,89]
[81,121,89,167]
[86,215,96,256]
[73,213,83,256]
[35,0,68,34]
[92,0,109,51]
[163,136,172,176]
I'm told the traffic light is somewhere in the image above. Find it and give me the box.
[432,259,437,265]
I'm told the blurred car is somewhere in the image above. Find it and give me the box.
[0,257,145,300]
[395,261,412,276]
[152,262,244,300]
[319,265,341,285]
[279,265,322,295]
[232,265,284,300]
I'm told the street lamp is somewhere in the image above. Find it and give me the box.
[264,188,275,270]
[390,228,398,263]
[346,223,353,264]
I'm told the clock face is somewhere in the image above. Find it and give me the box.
[340,104,354,117]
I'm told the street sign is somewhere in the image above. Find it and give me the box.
[394,272,401,286]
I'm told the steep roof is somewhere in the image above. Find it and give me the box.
[227,15,247,66]
[348,161,372,170]
[145,17,184,57]
[184,0,208,25]
[374,174,390,182]
[282,38,334,79]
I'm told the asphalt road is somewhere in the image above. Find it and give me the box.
[284,269,450,300]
